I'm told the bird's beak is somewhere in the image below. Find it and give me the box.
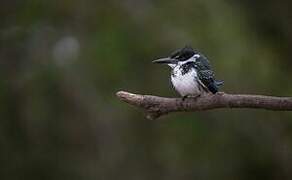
[152,57,178,64]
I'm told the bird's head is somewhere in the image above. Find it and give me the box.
[153,46,200,68]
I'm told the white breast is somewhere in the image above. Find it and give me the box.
[171,67,200,97]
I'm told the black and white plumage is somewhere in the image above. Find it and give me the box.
[153,46,223,97]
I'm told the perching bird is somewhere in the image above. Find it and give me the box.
[153,46,223,99]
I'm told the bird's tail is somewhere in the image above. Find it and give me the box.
[207,80,224,94]
[215,80,224,87]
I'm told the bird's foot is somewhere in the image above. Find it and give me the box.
[182,94,201,101]
[216,91,225,95]
[182,95,189,101]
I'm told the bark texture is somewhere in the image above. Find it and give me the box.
[116,91,292,120]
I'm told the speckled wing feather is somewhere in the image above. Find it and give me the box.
[195,54,211,70]
[195,55,219,94]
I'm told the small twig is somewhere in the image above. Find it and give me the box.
[116,91,292,120]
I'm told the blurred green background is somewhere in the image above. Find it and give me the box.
[1,0,292,179]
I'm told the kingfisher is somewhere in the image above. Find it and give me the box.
[153,46,223,99]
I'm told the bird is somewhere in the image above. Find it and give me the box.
[152,46,223,100]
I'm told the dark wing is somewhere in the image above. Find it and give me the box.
[195,54,211,70]
[195,55,219,94]
[197,70,218,94]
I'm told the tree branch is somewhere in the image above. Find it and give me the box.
[116,91,292,120]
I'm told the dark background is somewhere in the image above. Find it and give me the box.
[1,0,292,179]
